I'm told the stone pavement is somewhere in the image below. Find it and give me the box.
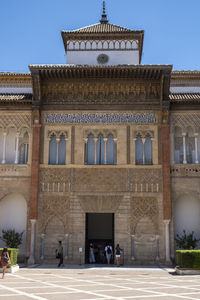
[1,265,200,300]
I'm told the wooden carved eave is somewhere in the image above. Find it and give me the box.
[0,73,31,83]
[29,65,172,81]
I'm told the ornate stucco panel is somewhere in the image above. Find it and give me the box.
[131,197,159,234]
[39,195,70,233]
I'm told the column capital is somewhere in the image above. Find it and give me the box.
[103,138,108,142]
[164,219,170,225]
[194,133,199,137]
[182,132,186,137]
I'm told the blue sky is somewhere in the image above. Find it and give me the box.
[0,0,199,72]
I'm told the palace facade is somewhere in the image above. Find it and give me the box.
[0,5,200,265]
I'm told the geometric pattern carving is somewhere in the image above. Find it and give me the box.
[78,195,121,212]
[39,168,71,193]
[171,113,200,132]
[40,195,70,233]
[129,169,162,193]
[45,112,156,124]
[131,197,158,234]
[0,112,31,131]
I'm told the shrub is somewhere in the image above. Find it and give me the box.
[175,230,200,249]
[0,248,19,267]
[176,250,200,269]
[0,229,23,248]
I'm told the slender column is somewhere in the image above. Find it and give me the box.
[28,219,36,265]
[156,235,160,261]
[164,220,170,263]
[142,138,145,164]
[65,234,69,260]
[14,132,20,164]
[182,133,187,164]
[83,138,88,164]
[94,138,98,164]
[2,132,7,164]
[40,234,45,260]
[194,133,199,164]
[56,137,60,164]
[114,138,117,164]
[104,138,108,164]
[25,143,28,164]
[131,235,135,260]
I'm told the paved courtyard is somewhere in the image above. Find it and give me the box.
[1,266,200,300]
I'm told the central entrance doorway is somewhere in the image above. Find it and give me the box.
[85,213,114,264]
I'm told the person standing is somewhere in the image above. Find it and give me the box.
[0,248,10,279]
[89,243,95,263]
[56,241,63,267]
[115,244,122,267]
[105,243,113,265]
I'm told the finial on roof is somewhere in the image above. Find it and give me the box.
[100,1,109,24]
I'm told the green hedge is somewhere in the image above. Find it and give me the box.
[176,250,200,269]
[0,248,19,268]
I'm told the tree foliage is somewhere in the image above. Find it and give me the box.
[0,229,23,248]
[175,230,200,250]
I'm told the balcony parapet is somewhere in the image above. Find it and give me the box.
[171,164,200,177]
[0,164,31,177]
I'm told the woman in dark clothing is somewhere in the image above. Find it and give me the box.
[115,244,122,267]
[0,248,10,279]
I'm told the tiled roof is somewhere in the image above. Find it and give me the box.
[63,22,139,34]
[169,93,200,103]
[0,94,32,105]
[170,86,200,93]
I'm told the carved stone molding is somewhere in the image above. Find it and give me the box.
[131,197,159,234]
[78,195,121,212]
[40,195,70,233]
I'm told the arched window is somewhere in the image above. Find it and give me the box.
[97,135,105,165]
[144,135,152,165]
[49,134,67,165]
[58,135,66,165]
[174,127,183,164]
[186,127,195,164]
[6,127,16,164]
[49,135,57,165]
[86,134,95,165]
[19,132,29,164]
[107,135,115,165]
[135,136,143,165]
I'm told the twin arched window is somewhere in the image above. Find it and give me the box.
[86,134,115,165]
[49,134,66,165]
[135,135,152,165]
[174,126,195,164]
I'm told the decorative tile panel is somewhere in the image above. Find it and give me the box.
[45,113,156,124]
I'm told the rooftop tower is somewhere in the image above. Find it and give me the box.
[61,2,144,66]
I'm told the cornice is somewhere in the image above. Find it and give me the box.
[29,65,172,80]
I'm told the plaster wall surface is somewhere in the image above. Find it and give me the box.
[66,50,139,65]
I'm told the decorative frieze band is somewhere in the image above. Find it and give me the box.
[45,113,156,124]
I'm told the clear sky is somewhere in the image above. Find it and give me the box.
[0,0,199,73]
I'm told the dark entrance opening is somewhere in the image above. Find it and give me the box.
[85,213,114,264]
